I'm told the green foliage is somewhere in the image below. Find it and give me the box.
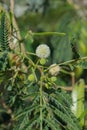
[72,79,85,127]
[0,12,81,129]
[0,12,9,51]
[51,35,72,63]
[75,60,87,69]
[13,87,80,130]
[0,12,9,71]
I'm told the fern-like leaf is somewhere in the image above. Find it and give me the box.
[14,87,81,130]
[0,12,10,71]
[0,12,9,51]
[75,60,87,69]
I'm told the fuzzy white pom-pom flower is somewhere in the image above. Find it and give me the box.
[49,64,60,76]
[36,44,50,58]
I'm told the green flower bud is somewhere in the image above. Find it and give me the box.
[51,76,57,82]
[28,74,35,81]
[7,85,12,91]
[45,84,49,88]
[40,58,46,65]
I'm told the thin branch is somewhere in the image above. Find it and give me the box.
[10,0,14,14]
[71,72,75,87]
[57,85,87,92]
[0,98,14,120]
[58,56,87,66]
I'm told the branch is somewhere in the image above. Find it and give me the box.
[0,98,14,120]
[58,56,87,66]
[57,85,87,92]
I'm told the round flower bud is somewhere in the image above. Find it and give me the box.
[40,58,46,65]
[28,74,35,81]
[45,83,49,89]
[51,76,57,82]
[36,44,50,58]
[49,64,60,76]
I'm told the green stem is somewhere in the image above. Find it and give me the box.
[40,80,43,130]
[33,32,66,36]
[60,69,71,75]
[58,56,87,66]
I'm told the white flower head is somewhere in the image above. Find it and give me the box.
[36,44,50,58]
[49,64,60,76]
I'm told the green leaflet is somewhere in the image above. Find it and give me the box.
[0,12,9,71]
[14,88,81,130]
[0,12,9,51]
[71,79,85,127]
[76,60,87,69]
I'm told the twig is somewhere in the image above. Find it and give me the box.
[57,86,87,92]
[71,72,75,87]
[10,0,14,13]
[0,98,14,120]
[58,56,87,66]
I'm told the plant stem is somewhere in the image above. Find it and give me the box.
[33,32,66,36]
[10,0,14,13]
[40,79,43,130]
[58,56,87,66]
[39,68,44,130]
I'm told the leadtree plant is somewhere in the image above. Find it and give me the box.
[1,11,87,130]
